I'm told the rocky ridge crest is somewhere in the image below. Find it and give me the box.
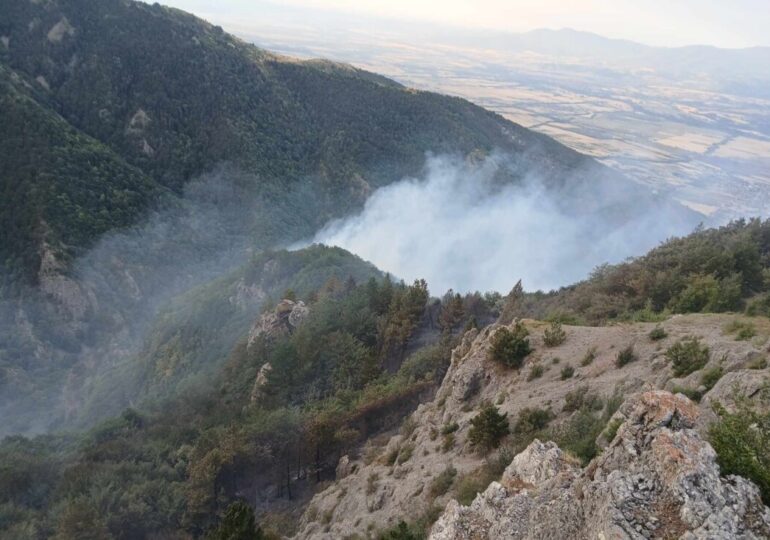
[430,391,770,539]
[295,315,770,539]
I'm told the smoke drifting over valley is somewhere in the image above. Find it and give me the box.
[0,152,699,436]
[0,169,265,433]
[312,154,700,294]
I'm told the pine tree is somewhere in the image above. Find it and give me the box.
[498,279,524,324]
[439,290,465,333]
[489,322,532,368]
[209,501,264,540]
[468,404,510,452]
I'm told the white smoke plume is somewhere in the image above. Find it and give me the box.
[312,154,698,294]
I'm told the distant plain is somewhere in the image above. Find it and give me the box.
[220,18,770,220]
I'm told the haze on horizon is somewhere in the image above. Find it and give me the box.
[160,0,770,49]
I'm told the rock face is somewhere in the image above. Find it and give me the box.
[294,315,770,539]
[250,362,273,403]
[247,299,309,348]
[429,391,770,540]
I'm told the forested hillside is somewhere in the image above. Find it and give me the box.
[506,219,770,324]
[3,220,770,538]
[0,0,684,438]
[0,267,498,539]
[0,62,162,286]
[0,1,767,538]
[0,0,599,285]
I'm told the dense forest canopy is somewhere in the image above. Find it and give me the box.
[0,0,600,286]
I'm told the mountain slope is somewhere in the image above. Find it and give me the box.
[0,0,613,284]
[0,0,699,437]
[0,62,162,286]
[297,314,770,538]
[2,219,770,537]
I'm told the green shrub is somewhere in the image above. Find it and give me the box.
[580,347,597,366]
[738,326,757,340]
[396,443,415,464]
[552,408,604,465]
[527,364,545,381]
[604,389,624,418]
[602,418,623,443]
[560,365,575,380]
[709,402,770,505]
[209,501,264,540]
[543,321,566,347]
[627,301,669,322]
[441,433,455,453]
[366,473,379,495]
[545,312,582,325]
[745,293,770,317]
[671,385,703,402]
[666,338,709,377]
[513,407,554,433]
[748,356,768,370]
[401,417,418,438]
[440,422,459,435]
[377,520,423,540]
[563,386,603,413]
[384,447,400,466]
[452,453,509,506]
[648,326,667,341]
[724,319,757,341]
[468,404,510,452]
[701,366,724,390]
[554,389,628,464]
[615,345,637,368]
[670,273,742,313]
[429,465,457,497]
[489,323,532,369]
[454,473,488,506]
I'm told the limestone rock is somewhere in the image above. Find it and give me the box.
[228,278,266,309]
[429,391,770,540]
[701,369,770,415]
[247,299,309,348]
[47,16,74,43]
[501,439,577,487]
[336,455,354,480]
[294,316,770,539]
[249,362,272,403]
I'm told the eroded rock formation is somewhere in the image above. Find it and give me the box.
[430,391,770,539]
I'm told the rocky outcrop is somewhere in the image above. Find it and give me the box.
[247,299,309,348]
[228,278,266,310]
[295,315,770,539]
[250,362,273,403]
[701,369,770,414]
[38,242,96,321]
[46,16,75,43]
[429,391,770,540]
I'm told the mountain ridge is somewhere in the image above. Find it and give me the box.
[0,0,622,285]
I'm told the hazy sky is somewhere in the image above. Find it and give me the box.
[162,0,770,48]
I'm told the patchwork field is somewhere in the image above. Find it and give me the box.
[220,20,770,220]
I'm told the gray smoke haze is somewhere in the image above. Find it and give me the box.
[0,167,295,434]
[311,154,700,294]
[0,153,700,435]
